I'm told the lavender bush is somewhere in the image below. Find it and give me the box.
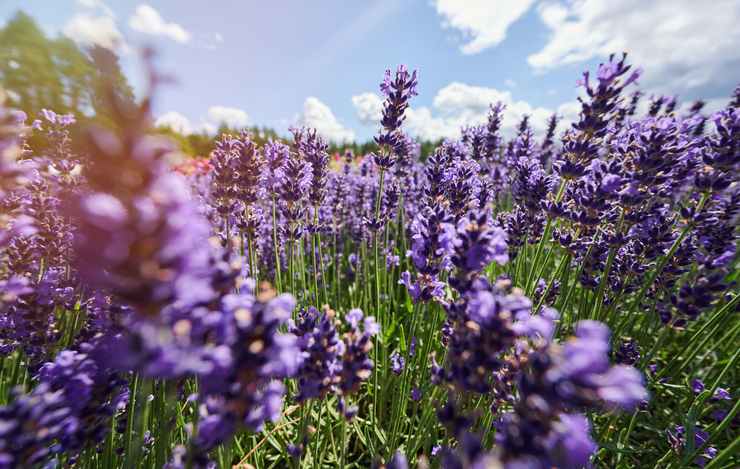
[0,57,737,469]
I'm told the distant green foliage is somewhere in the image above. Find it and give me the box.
[0,11,135,155]
[0,11,133,121]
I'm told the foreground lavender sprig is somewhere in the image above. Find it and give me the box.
[497,320,647,468]
[71,90,214,314]
[0,348,126,467]
[188,284,301,456]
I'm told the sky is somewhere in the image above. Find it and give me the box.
[2,0,739,142]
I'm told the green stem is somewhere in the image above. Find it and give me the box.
[372,168,386,439]
[629,193,710,314]
[525,179,568,294]
[704,436,740,469]
[272,197,283,292]
[123,374,139,468]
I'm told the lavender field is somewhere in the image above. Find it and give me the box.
[1,3,739,469]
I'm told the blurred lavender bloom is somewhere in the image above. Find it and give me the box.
[290,306,342,401]
[498,319,647,467]
[546,413,597,469]
[667,425,717,467]
[390,351,405,375]
[337,308,378,400]
[691,378,705,395]
[385,451,408,469]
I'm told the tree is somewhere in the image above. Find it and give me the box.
[0,11,65,117]
[51,37,96,115]
[0,11,134,125]
[87,45,135,130]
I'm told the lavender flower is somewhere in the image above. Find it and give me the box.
[293,127,329,207]
[384,451,408,469]
[555,53,640,179]
[337,309,379,399]
[0,346,126,467]
[615,338,641,366]
[440,278,525,393]
[450,209,508,291]
[374,65,419,169]
[400,204,456,303]
[280,153,312,230]
[667,425,717,467]
[261,139,289,195]
[173,284,302,457]
[498,319,647,467]
[390,351,405,375]
[233,131,263,206]
[209,133,241,224]
[71,93,215,314]
[0,383,76,467]
[0,100,29,197]
[37,349,126,453]
[290,306,342,401]
[691,378,705,395]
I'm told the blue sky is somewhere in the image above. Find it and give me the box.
[2,0,739,142]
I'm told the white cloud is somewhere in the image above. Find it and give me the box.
[528,0,740,92]
[299,97,355,143]
[196,32,225,50]
[155,111,193,135]
[206,106,249,129]
[404,107,462,141]
[421,82,552,140]
[687,98,730,116]
[129,4,190,43]
[434,0,536,54]
[77,0,115,16]
[200,122,218,135]
[351,93,384,126]
[556,100,581,122]
[155,106,249,135]
[63,14,125,51]
[354,82,554,141]
[504,79,517,88]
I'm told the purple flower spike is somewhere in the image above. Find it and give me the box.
[374,65,419,169]
[390,351,405,375]
[547,413,598,469]
[691,378,706,395]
